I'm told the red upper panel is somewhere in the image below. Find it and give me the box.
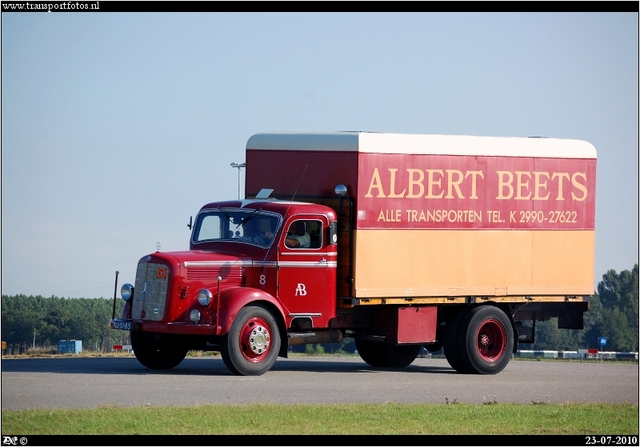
[356,153,596,230]
[246,149,359,198]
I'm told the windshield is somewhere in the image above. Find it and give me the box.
[192,209,280,247]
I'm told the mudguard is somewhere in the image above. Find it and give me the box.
[216,287,287,338]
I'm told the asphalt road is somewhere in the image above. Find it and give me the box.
[1,356,637,411]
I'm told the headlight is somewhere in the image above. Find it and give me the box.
[197,289,212,306]
[189,309,201,323]
[121,283,134,301]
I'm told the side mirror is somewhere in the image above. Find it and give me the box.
[187,216,193,230]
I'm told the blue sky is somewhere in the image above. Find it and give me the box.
[2,11,638,298]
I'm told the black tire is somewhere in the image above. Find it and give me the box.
[456,305,514,375]
[131,331,189,370]
[356,339,421,368]
[381,344,422,368]
[220,304,281,376]
[443,310,470,373]
[355,338,385,367]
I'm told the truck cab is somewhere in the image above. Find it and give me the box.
[189,197,339,329]
[112,193,340,375]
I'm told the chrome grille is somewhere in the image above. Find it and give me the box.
[132,262,169,321]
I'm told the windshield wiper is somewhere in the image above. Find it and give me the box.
[236,207,262,229]
[216,206,233,223]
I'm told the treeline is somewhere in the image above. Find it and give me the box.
[1,265,637,355]
[1,295,128,354]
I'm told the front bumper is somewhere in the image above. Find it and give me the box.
[110,318,220,335]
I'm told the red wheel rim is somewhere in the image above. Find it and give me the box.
[238,316,272,363]
[476,319,506,362]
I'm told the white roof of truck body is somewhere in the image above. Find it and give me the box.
[246,132,597,159]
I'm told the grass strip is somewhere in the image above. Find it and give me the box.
[2,402,637,435]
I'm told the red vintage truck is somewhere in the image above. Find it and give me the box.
[110,132,597,376]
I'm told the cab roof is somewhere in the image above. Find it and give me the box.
[200,198,333,217]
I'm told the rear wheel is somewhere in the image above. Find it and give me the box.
[456,305,513,374]
[355,339,385,367]
[356,339,421,368]
[220,304,281,376]
[130,331,189,370]
[443,311,469,373]
[382,344,421,368]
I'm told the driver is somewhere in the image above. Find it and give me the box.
[239,217,273,244]
[285,221,310,248]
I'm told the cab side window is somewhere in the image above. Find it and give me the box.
[285,220,322,249]
[307,220,322,248]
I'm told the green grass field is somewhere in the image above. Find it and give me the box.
[2,402,637,435]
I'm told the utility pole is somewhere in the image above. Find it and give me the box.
[230,162,246,199]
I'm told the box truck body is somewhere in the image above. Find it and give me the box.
[246,132,596,300]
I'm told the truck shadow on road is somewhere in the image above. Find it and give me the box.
[270,358,457,375]
[0,356,456,376]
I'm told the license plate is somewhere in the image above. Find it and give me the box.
[111,319,132,331]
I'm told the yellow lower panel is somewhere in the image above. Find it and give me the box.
[349,296,589,305]
[352,230,595,298]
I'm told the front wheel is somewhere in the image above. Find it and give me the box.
[130,331,189,370]
[220,304,281,376]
